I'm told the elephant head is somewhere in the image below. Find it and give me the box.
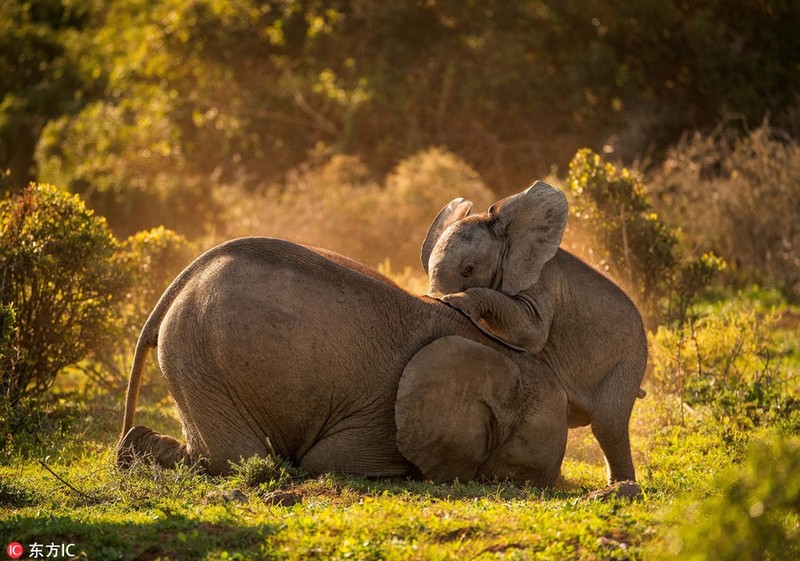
[421,181,568,297]
[395,335,566,486]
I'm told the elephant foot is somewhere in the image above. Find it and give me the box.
[585,480,641,501]
[116,425,200,471]
[116,425,154,469]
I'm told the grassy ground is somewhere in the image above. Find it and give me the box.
[2,291,799,560]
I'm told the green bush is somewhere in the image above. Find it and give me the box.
[666,431,800,561]
[0,184,128,403]
[565,148,724,324]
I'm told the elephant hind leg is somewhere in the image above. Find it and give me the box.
[591,362,644,484]
[117,425,204,471]
[591,421,636,483]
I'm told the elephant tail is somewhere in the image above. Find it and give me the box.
[119,269,187,438]
[120,329,156,438]
[119,240,218,438]
[119,237,276,439]
[119,249,197,438]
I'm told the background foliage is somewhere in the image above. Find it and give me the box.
[649,121,800,302]
[0,184,125,402]
[3,0,800,237]
[220,147,495,269]
[0,185,190,403]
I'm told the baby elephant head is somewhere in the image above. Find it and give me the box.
[421,181,569,296]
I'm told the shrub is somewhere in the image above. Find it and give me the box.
[565,148,724,324]
[220,148,495,272]
[116,226,192,333]
[648,121,800,302]
[85,226,192,387]
[650,305,799,443]
[381,147,495,269]
[666,431,800,561]
[566,148,678,298]
[0,304,15,370]
[0,184,128,403]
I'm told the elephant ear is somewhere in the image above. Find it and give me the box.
[489,181,568,295]
[396,336,521,482]
[421,198,474,274]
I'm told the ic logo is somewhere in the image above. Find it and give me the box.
[6,542,24,559]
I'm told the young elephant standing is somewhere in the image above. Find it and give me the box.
[422,181,647,489]
[117,237,568,486]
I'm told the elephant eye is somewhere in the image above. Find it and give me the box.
[461,263,476,277]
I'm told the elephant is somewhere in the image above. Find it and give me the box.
[421,181,647,487]
[116,237,569,487]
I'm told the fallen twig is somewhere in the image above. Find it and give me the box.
[38,459,103,503]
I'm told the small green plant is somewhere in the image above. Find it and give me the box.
[665,431,800,561]
[112,454,208,508]
[229,442,306,493]
[0,184,128,403]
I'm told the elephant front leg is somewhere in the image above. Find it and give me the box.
[441,286,554,354]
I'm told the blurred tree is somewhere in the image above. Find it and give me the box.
[6,0,798,236]
[552,0,800,155]
[0,0,92,189]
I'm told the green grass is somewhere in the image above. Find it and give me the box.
[0,395,712,560]
[2,292,799,560]
[1,456,660,559]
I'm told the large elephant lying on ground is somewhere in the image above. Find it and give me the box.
[422,181,647,486]
[117,237,568,486]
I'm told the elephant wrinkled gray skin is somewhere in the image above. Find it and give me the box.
[117,237,568,486]
[422,181,647,487]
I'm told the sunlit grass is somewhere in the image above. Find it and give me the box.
[0,385,702,560]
